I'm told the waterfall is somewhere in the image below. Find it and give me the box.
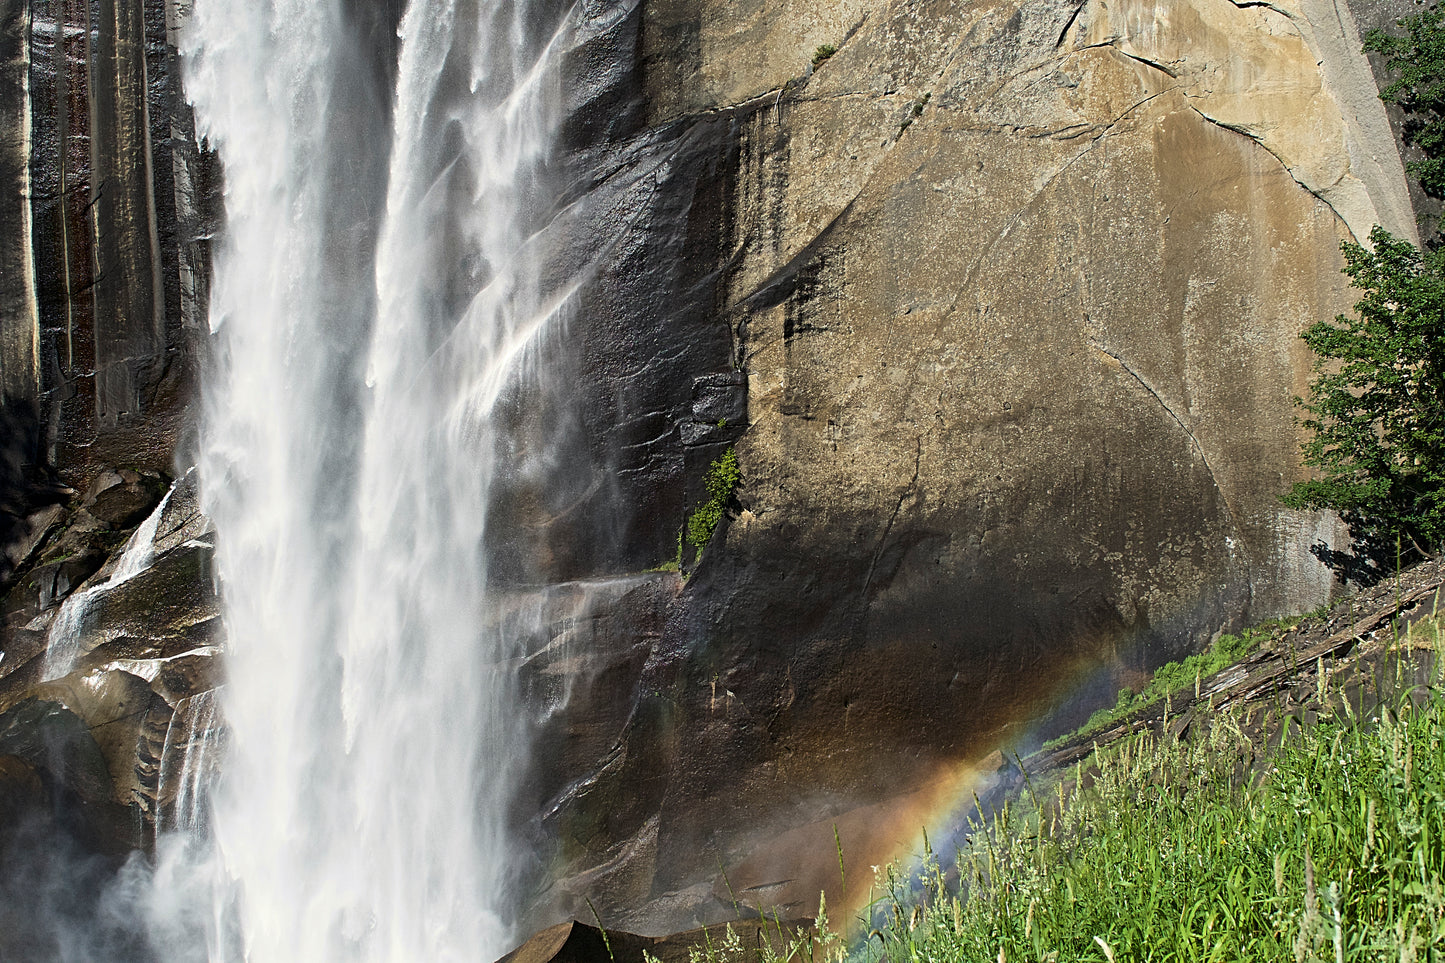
[167,0,575,958]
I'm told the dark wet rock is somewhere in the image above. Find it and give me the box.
[5,0,213,497]
[152,469,211,555]
[0,753,42,825]
[1,505,64,577]
[0,697,131,843]
[690,373,746,427]
[146,653,222,705]
[497,918,814,963]
[0,626,223,845]
[83,473,166,529]
[26,670,156,805]
[500,920,636,963]
[75,542,218,652]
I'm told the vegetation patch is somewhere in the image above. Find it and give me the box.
[1365,9,1445,201]
[898,92,931,133]
[812,44,838,67]
[1287,9,1445,572]
[1042,620,1287,750]
[865,619,1445,962]
[686,447,741,554]
[1283,227,1445,566]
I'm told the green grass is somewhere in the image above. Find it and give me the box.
[1044,621,1292,750]
[862,619,1445,962]
[640,902,842,963]
[812,44,838,67]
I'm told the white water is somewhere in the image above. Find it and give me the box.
[164,0,576,959]
[156,689,223,835]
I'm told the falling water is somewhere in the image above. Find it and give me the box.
[170,0,577,958]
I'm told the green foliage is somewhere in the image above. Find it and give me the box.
[686,447,741,551]
[1365,8,1445,198]
[1282,227,1445,562]
[898,92,931,133]
[869,620,1445,962]
[1043,623,1276,750]
[811,44,838,67]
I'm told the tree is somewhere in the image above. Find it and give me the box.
[1283,227,1445,563]
[1365,7,1445,199]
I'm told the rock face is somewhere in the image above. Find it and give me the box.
[0,469,221,841]
[496,918,814,963]
[521,0,1426,932]
[0,0,217,885]
[0,0,1433,946]
[2,0,212,493]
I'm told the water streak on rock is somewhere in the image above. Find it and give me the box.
[43,481,177,680]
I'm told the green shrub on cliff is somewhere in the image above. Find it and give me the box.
[1283,227,1445,563]
[1365,7,1445,199]
[1282,13,1445,571]
[686,447,740,553]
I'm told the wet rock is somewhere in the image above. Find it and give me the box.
[152,469,212,555]
[677,420,727,447]
[0,697,120,821]
[690,373,746,427]
[1,505,65,576]
[0,754,43,826]
[149,653,223,705]
[55,541,220,663]
[27,669,157,806]
[497,919,813,963]
[5,0,211,496]
[83,473,165,529]
[0,626,46,684]
[0,642,221,846]
[500,921,627,963]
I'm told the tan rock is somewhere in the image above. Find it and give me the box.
[552,0,1416,929]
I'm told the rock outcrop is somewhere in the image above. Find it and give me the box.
[0,469,220,844]
[497,918,815,963]
[0,0,217,877]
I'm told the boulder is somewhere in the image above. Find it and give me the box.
[83,472,166,529]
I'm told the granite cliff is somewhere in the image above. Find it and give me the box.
[0,0,1431,941]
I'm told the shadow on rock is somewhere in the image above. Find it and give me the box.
[1310,540,1387,588]
[0,397,70,588]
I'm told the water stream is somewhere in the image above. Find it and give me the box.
[164,0,579,958]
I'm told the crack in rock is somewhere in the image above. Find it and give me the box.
[1091,341,1240,543]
